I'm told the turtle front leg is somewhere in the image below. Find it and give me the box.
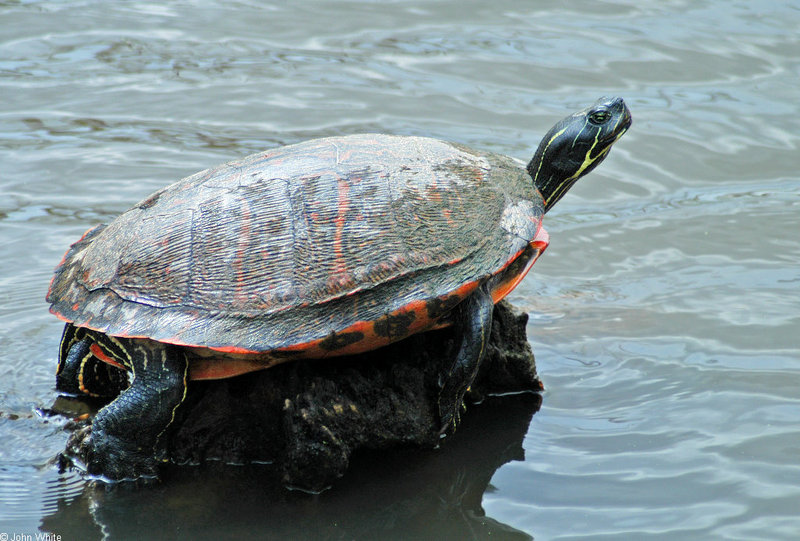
[437,283,494,436]
[79,335,189,481]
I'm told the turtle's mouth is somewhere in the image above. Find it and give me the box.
[606,104,632,143]
[619,107,633,133]
[595,96,632,145]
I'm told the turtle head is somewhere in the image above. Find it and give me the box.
[527,96,631,213]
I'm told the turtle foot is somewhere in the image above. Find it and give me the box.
[437,395,468,438]
[64,425,160,482]
[89,429,161,482]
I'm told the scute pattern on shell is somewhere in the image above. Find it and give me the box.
[48,134,543,352]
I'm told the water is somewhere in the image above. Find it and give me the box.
[1,0,798,539]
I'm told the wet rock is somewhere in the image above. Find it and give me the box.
[61,300,541,492]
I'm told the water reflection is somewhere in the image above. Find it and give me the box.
[41,394,541,540]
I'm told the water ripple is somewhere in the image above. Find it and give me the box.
[1,0,799,539]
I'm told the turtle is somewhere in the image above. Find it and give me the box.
[47,96,631,481]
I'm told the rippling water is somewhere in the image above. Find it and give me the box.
[1,1,799,539]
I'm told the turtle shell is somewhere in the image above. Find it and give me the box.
[48,134,547,365]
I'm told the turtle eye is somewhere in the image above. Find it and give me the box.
[588,109,612,125]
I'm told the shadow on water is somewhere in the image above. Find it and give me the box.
[40,393,541,540]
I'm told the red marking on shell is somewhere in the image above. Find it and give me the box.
[442,208,455,226]
[248,283,479,361]
[47,225,100,300]
[332,175,351,275]
[491,228,550,304]
[326,273,356,293]
[233,201,253,303]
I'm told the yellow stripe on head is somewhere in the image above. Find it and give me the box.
[532,126,568,183]
[544,121,604,207]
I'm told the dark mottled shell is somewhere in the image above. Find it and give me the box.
[48,134,543,353]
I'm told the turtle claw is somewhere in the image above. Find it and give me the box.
[64,424,160,482]
[87,430,160,482]
[438,413,457,438]
[437,395,469,438]
[436,382,460,437]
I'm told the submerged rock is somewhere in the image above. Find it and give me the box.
[59,300,541,492]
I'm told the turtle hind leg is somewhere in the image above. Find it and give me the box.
[81,335,189,481]
[437,283,494,436]
[56,323,128,398]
